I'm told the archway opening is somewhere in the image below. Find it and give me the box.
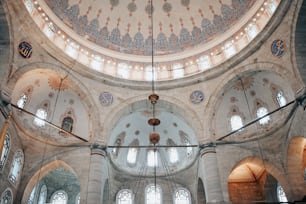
[228,162,287,203]
[25,167,80,204]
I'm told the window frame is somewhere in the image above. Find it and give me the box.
[8,150,24,185]
[50,190,68,204]
[0,188,13,204]
[173,188,191,204]
[116,189,134,204]
[145,184,162,204]
[256,106,270,125]
[0,133,10,171]
[33,108,48,127]
[230,115,244,131]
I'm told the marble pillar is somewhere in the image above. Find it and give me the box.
[200,145,224,203]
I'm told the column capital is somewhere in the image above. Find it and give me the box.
[90,144,107,157]
[200,142,216,157]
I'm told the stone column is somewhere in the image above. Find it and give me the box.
[86,145,107,204]
[200,144,224,203]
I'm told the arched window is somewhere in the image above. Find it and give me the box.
[127,139,139,165]
[112,132,126,158]
[230,115,243,131]
[0,133,10,171]
[27,186,37,204]
[51,190,68,204]
[127,147,138,165]
[167,139,178,164]
[116,189,133,204]
[147,150,159,167]
[174,188,191,204]
[17,93,27,109]
[34,108,48,127]
[168,147,179,164]
[276,183,288,202]
[8,150,24,185]
[184,139,192,157]
[0,188,13,204]
[75,193,80,204]
[61,116,73,132]
[276,91,286,107]
[38,185,47,204]
[146,184,161,204]
[256,107,270,125]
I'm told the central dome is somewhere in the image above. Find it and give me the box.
[45,0,255,56]
[26,0,279,80]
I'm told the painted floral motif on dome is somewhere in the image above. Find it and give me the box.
[110,0,119,7]
[190,90,204,104]
[271,39,285,58]
[145,4,154,15]
[181,0,190,7]
[44,0,255,55]
[128,2,137,13]
[163,3,172,13]
[48,74,69,91]
[233,76,254,91]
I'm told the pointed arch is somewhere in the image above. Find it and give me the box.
[228,157,291,203]
[22,160,77,204]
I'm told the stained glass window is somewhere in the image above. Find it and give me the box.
[51,190,68,204]
[230,115,243,131]
[116,189,133,204]
[34,108,47,127]
[8,150,24,185]
[0,188,13,204]
[174,188,191,204]
[146,185,161,204]
[256,107,270,125]
[0,134,10,171]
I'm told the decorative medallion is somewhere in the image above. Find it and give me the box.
[190,90,204,104]
[99,92,113,106]
[271,39,285,58]
[18,41,32,58]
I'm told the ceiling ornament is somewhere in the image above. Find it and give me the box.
[18,41,32,59]
[147,0,160,145]
[99,92,113,106]
[44,0,255,55]
[190,90,204,104]
[271,39,285,58]
[233,76,254,91]
[47,74,69,91]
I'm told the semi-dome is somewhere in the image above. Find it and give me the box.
[108,109,198,176]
